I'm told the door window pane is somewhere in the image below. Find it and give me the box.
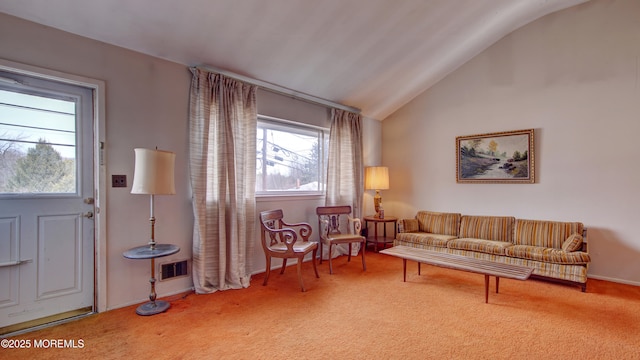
[0,89,77,194]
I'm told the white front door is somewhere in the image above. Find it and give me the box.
[0,70,95,334]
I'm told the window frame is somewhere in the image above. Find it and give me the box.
[255,114,329,198]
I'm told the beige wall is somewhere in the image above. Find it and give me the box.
[383,0,640,285]
[0,13,382,310]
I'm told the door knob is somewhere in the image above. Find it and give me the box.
[83,211,94,219]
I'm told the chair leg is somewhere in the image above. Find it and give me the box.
[312,247,319,278]
[361,241,366,271]
[263,255,271,286]
[296,257,306,292]
[348,243,352,262]
[328,243,334,274]
[280,258,288,274]
[319,241,323,264]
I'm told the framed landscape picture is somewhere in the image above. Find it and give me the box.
[456,129,535,183]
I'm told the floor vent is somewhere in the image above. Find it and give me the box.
[160,260,189,281]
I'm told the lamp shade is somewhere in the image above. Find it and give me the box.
[364,166,389,190]
[131,148,176,195]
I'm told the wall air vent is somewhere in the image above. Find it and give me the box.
[159,259,189,281]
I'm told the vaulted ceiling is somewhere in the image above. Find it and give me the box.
[0,0,588,120]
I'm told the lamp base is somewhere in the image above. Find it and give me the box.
[374,190,383,218]
[135,300,170,316]
[374,191,382,214]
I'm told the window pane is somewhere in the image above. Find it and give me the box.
[0,89,77,194]
[256,118,327,193]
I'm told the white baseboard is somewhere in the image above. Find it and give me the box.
[588,274,640,287]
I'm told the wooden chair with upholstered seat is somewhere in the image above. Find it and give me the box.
[259,209,319,292]
[316,205,366,274]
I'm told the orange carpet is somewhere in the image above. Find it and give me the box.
[3,251,640,360]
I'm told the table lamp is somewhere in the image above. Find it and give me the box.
[365,166,389,218]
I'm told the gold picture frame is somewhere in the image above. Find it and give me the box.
[456,129,535,184]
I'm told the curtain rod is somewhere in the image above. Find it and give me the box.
[194,65,361,114]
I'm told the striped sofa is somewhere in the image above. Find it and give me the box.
[395,211,590,291]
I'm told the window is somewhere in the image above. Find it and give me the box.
[256,115,328,194]
[0,72,85,195]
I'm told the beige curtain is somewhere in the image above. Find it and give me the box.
[189,68,257,294]
[325,108,364,258]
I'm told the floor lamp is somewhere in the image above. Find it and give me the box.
[123,148,180,316]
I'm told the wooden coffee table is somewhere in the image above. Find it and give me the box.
[380,246,533,303]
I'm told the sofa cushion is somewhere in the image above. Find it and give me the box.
[561,233,583,252]
[459,215,515,242]
[514,219,584,249]
[447,238,513,255]
[401,219,420,233]
[505,245,591,264]
[396,232,455,248]
[416,211,461,236]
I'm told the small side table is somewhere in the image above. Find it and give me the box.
[123,244,180,316]
[363,215,398,252]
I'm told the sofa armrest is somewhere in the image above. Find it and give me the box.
[581,227,588,252]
